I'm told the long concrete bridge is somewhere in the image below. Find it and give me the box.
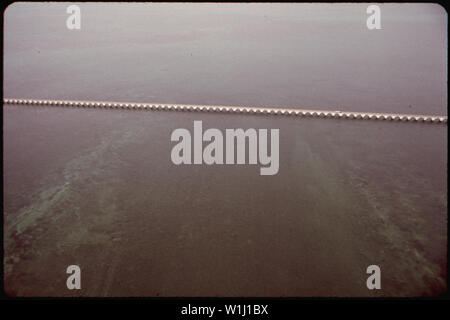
[3,98,447,124]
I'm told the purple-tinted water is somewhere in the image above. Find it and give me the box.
[3,3,447,296]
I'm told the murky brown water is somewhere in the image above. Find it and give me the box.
[3,3,447,297]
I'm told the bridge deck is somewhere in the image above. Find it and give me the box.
[3,98,447,124]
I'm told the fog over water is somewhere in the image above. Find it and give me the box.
[3,3,447,297]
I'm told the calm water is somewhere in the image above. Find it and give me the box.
[3,3,447,296]
[4,3,447,114]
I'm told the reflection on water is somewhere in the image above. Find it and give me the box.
[2,3,447,296]
[3,105,447,296]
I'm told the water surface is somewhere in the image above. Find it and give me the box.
[3,3,447,296]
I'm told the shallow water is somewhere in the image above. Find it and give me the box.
[2,3,448,297]
[3,104,447,296]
